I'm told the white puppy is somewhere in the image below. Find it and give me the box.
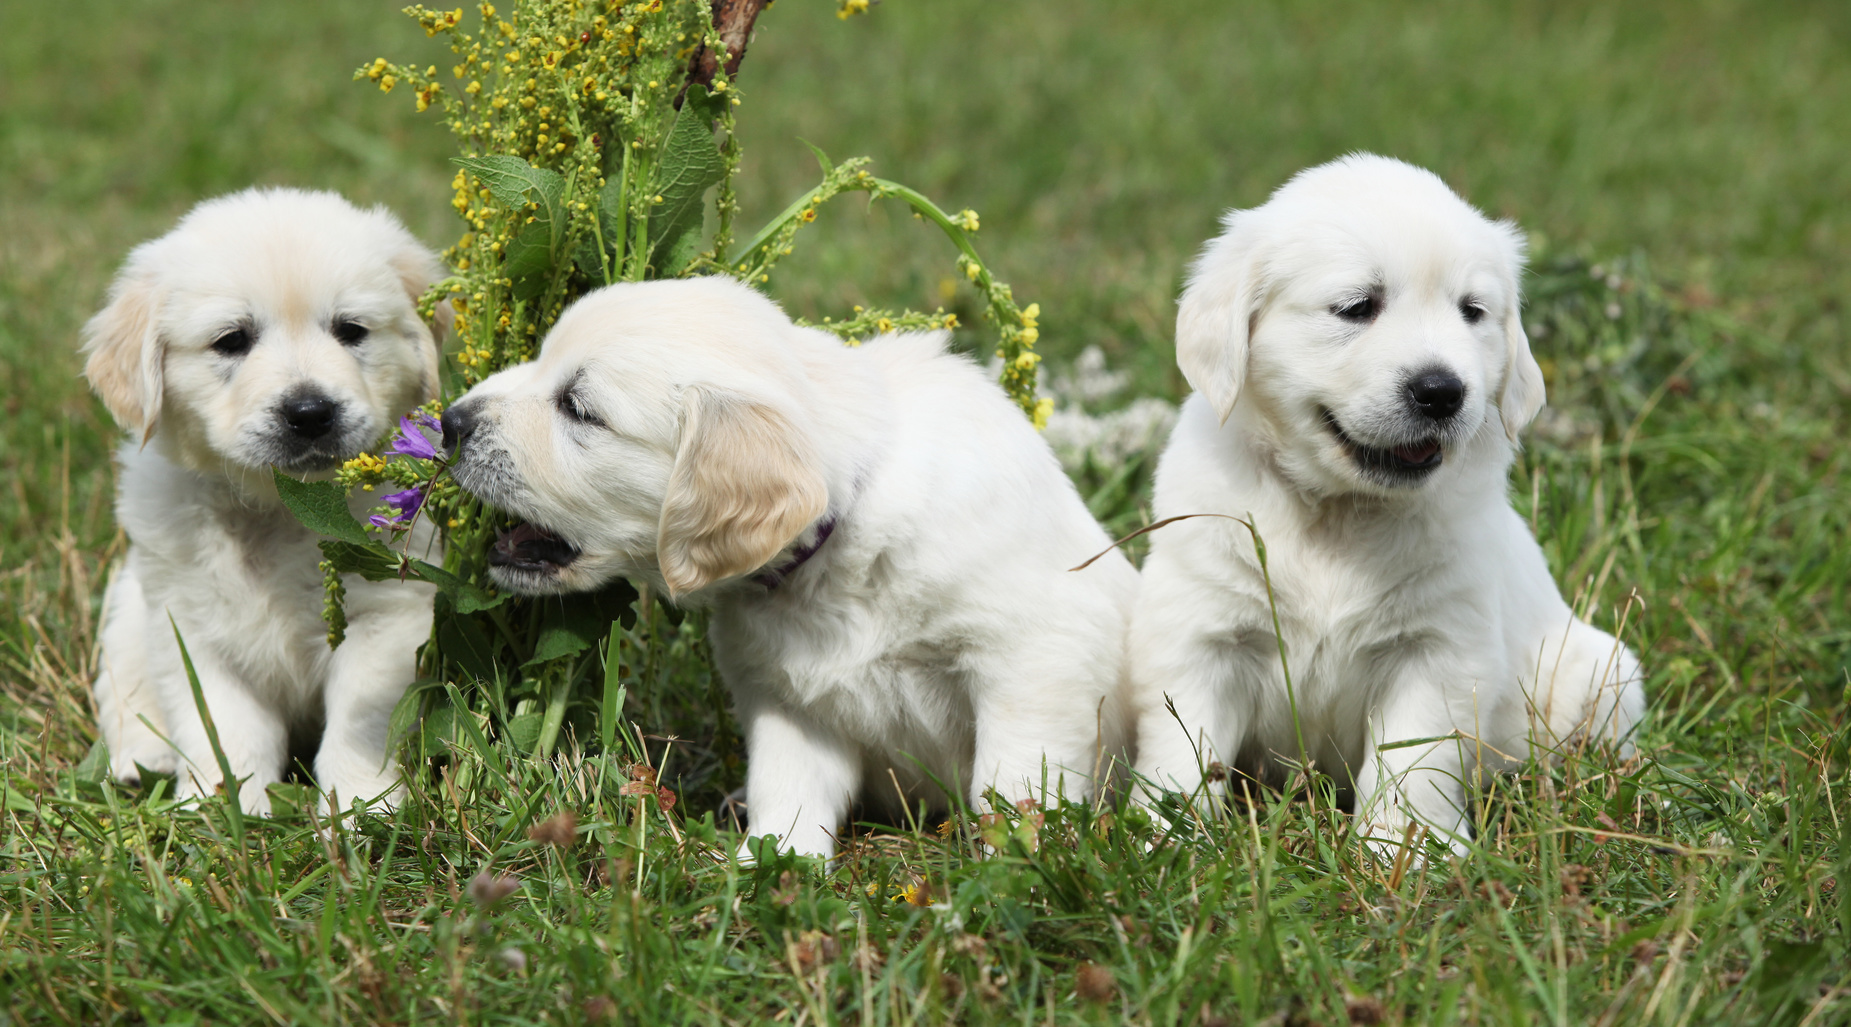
[1129,155,1644,853]
[441,277,1138,858]
[84,188,444,815]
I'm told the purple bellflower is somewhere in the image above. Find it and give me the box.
[386,413,441,461]
[369,486,426,529]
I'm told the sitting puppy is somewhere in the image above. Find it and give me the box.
[84,188,444,814]
[441,277,1138,858]
[1129,155,1644,853]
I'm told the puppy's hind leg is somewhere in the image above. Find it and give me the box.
[1527,617,1646,759]
[93,559,176,783]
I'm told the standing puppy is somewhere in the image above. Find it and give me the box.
[85,188,445,814]
[442,277,1138,858]
[1130,155,1644,853]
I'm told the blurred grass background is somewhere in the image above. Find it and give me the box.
[2,2,1849,1022]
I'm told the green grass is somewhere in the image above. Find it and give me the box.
[3,0,1849,1023]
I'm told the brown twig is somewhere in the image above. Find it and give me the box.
[677,0,772,108]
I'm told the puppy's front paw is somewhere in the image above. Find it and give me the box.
[315,763,406,816]
[174,771,275,817]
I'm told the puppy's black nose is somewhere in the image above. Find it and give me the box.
[441,402,478,457]
[280,392,338,439]
[1407,370,1465,421]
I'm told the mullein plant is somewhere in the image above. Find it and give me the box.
[275,0,1047,776]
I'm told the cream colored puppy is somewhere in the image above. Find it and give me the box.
[1130,155,1644,853]
[85,188,444,815]
[441,277,1138,858]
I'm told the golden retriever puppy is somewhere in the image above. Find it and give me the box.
[84,188,444,814]
[1129,155,1644,854]
[441,277,1138,858]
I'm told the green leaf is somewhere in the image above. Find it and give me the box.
[457,155,569,292]
[599,623,626,755]
[317,540,505,614]
[75,738,109,784]
[385,678,445,754]
[504,221,556,285]
[647,86,726,276]
[435,603,501,682]
[273,472,369,545]
[419,702,466,757]
[506,711,544,753]
[454,155,566,226]
[524,579,640,667]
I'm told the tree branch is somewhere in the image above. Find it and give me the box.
[678,0,772,108]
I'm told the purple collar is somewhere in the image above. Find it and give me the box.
[753,517,837,590]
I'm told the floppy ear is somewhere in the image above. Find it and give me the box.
[389,239,449,398]
[1498,304,1545,440]
[80,270,164,442]
[657,389,829,600]
[1175,216,1263,424]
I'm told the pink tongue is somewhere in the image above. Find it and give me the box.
[1393,441,1440,464]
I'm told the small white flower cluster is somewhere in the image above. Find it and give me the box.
[1039,346,1178,473]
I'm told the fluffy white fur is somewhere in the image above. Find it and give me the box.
[1129,155,1645,853]
[442,277,1138,858]
[84,187,445,815]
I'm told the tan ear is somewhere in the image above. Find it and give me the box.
[657,389,829,599]
[1498,304,1545,440]
[80,271,164,442]
[389,238,449,399]
[1176,214,1263,425]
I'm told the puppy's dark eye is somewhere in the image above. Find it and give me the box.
[1333,295,1379,322]
[1459,299,1487,325]
[332,320,369,346]
[211,327,254,357]
[557,390,603,427]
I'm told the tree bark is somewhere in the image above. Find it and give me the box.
[678,0,773,108]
